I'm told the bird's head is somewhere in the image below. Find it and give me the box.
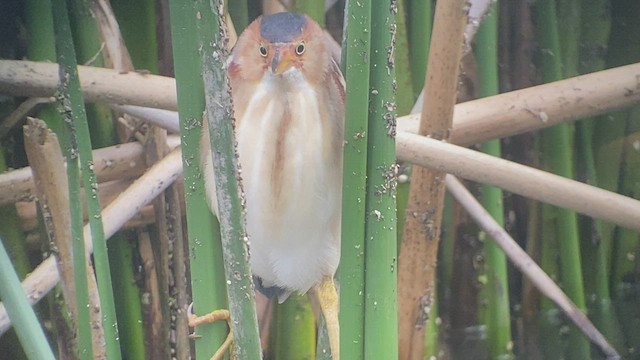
[229,12,330,86]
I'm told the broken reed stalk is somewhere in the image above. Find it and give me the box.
[22,118,107,355]
[0,136,180,206]
[0,149,183,336]
[23,119,77,316]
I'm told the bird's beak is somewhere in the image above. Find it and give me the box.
[271,48,295,75]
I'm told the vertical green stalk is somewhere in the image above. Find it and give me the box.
[539,203,563,359]
[53,0,122,358]
[593,0,638,204]
[557,0,580,78]
[0,153,30,281]
[557,0,602,357]
[394,0,414,115]
[167,1,229,358]
[576,0,611,300]
[7,4,52,357]
[364,2,398,359]
[576,0,624,352]
[25,0,55,61]
[423,289,439,359]
[338,0,371,359]
[407,0,432,98]
[0,146,30,360]
[474,3,513,359]
[198,1,261,358]
[69,0,148,359]
[108,236,146,360]
[608,0,640,353]
[292,1,325,27]
[72,1,148,356]
[271,294,316,360]
[65,3,123,358]
[24,0,63,135]
[536,0,589,358]
[537,6,564,360]
[112,0,171,356]
[0,236,55,360]
[523,201,546,359]
[612,109,640,354]
[111,0,159,73]
[51,1,94,358]
[67,0,116,148]
[227,0,249,34]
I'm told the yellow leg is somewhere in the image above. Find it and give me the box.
[188,308,233,360]
[312,276,340,360]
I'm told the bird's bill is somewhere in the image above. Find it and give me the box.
[271,47,296,75]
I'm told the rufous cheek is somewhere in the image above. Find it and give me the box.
[227,62,240,79]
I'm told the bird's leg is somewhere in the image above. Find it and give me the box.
[188,306,233,360]
[312,276,340,360]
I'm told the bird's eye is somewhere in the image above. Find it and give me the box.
[259,45,268,57]
[295,42,305,55]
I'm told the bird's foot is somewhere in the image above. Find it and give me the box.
[313,276,340,360]
[188,303,233,360]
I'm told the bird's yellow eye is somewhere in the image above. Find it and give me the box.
[295,42,305,55]
[259,45,268,57]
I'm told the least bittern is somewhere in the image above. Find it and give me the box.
[195,12,344,359]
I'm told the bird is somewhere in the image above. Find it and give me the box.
[193,12,345,359]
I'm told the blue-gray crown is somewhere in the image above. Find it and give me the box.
[260,12,307,43]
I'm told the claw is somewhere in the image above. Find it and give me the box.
[187,303,198,339]
[188,304,234,360]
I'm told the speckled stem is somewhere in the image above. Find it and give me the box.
[338,0,371,358]
[364,1,399,359]
[197,1,262,359]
